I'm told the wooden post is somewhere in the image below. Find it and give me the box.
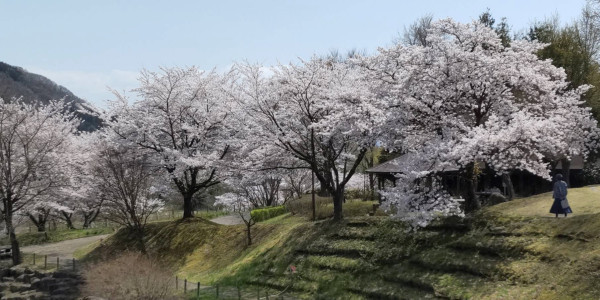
[33,253,35,265]
[57,257,59,269]
[197,282,200,298]
[184,279,187,294]
[176,276,178,290]
[311,128,316,221]
[44,255,47,269]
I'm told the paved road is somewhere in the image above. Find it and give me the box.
[211,214,244,225]
[21,234,111,260]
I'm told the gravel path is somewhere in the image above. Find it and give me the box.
[20,234,111,260]
[211,214,244,225]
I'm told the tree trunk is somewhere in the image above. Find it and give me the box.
[368,173,375,200]
[246,223,252,246]
[502,173,515,200]
[82,209,101,229]
[83,208,100,229]
[183,194,194,218]
[561,158,571,187]
[62,212,75,230]
[332,188,344,221]
[4,213,21,265]
[28,213,47,232]
[83,215,92,229]
[464,163,481,213]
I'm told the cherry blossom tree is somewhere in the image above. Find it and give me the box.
[25,199,69,232]
[237,59,383,220]
[364,19,598,225]
[92,144,164,240]
[0,98,78,264]
[238,172,282,207]
[59,132,104,229]
[281,169,312,200]
[214,192,256,245]
[106,67,239,219]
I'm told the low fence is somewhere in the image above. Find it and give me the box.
[18,252,295,299]
[20,253,80,273]
[173,275,293,299]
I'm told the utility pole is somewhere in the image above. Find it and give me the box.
[311,128,316,221]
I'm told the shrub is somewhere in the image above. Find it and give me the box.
[344,188,376,201]
[250,205,287,222]
[83,252,177,300]
[285,195,330,218]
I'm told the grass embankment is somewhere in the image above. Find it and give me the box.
[1,210,226,249]
[78,213,304,284]
[80,188,600,299]
[0,227,115,247]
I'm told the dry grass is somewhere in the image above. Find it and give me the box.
[83,252,177,300]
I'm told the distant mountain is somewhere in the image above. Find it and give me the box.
[0,61,101,131]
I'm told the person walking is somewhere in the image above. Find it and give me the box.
[550,173,572,218]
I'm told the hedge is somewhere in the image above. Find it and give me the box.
[251,205,287,222]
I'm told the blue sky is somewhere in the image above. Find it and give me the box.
[0,0,587,107]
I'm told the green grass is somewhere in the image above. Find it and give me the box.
[147,209,228,223]
[196,210,229,220]
[488,184,600,217]
[79,185,600,299]
[0,227,115,247]
[286,194,386,220]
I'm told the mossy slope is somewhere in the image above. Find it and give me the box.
[82,186,600,299]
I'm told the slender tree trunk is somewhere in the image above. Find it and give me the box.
[246,223,252,246]
[368,173,375,200]
[464,163,481,212]
[332,188,344,221]
[183,194,194,218]
[502,173,515,200]
[562,158,571,187]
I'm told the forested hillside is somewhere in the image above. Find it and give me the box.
[0,62,101,131]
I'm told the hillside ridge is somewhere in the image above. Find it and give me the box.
[0,61,101,131]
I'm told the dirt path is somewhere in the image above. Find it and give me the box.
[20,234,111,260]
[211,214,244,225]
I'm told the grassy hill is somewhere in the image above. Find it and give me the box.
[79,188,600,299]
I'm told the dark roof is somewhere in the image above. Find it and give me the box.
[555,156,584,170]
[367,154,585,175]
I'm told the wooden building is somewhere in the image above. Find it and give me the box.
[366,154,586,199]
